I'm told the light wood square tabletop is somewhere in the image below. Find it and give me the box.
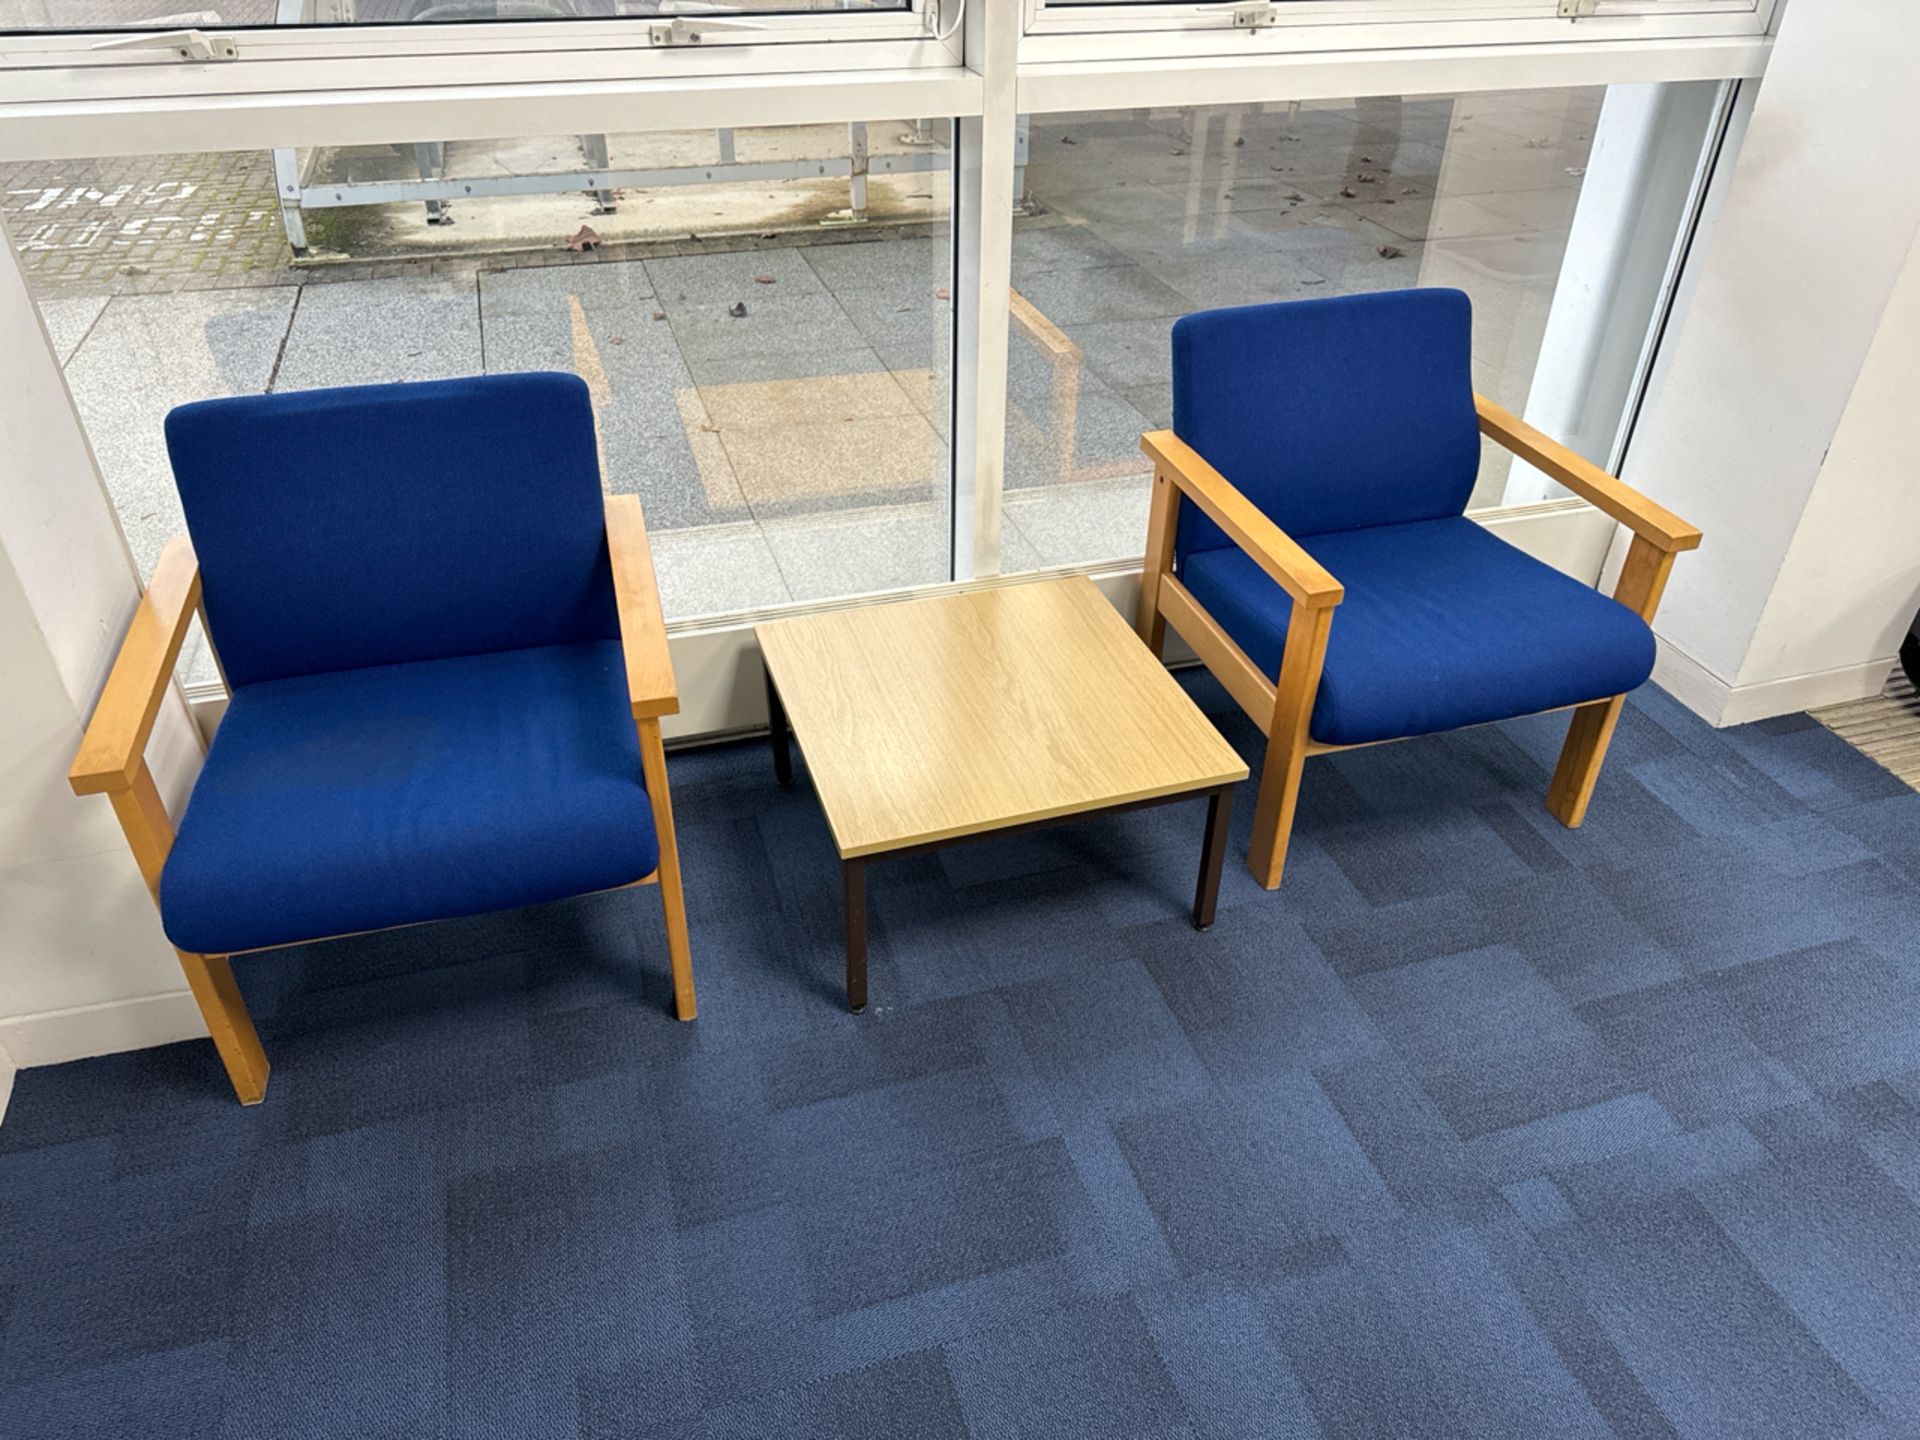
[755,576,1249,860]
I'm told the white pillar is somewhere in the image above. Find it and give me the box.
[0,219,208,1073]
[1622,0,1920,724]
[1506,79,1723,501]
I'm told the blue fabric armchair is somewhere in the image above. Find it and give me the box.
[69,373,695,1104]
[1136,289,1702,889]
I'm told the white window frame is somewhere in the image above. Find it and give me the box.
[1018,0,1776,67]
[0,0,962,115]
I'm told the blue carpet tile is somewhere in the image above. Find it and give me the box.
[4,672,1920,1438]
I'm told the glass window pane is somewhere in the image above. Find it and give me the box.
[6,119,952,686]
[1003,86,1718,571]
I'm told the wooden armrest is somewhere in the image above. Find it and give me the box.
[69,537,200,797]
[1140,430,1344,610]
[1475,394,1702,554]
[605,493,678,720]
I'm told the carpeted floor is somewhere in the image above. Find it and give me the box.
[3,671,1919,1439]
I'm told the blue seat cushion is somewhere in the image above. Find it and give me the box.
[161,641,658,956]
[1180,516,1657,748]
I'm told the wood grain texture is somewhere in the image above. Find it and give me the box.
[1157,574,1277,736]
[1474,394,1702,553]
[1546,696,1626,829]
[70,536,201,797]
[1247,601,1336,890]
[1544,531,1682,830]
[1136,469,1181,656]
[755,577,1247,859]
[1140,430,1345,609]
[109,761,268,1104]
[1611,532,1679,622]
[638,716,697,1021]
[605,493,679,720]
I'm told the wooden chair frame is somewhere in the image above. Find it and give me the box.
[68,493,696,1106]
[1137,394,1703,891]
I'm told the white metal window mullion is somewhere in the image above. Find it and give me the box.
[949,0,1018,581]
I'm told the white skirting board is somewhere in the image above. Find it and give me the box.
[1654,640,1899,727]
[0,1034,14,1127]
[0,991,209,1074]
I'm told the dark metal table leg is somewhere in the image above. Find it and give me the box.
[844,858,868,1013]
[1193,784,1235,930]
[765,664,793,789]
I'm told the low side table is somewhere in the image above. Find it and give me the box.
[755,576,1248,1012]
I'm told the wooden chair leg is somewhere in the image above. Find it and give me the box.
[175,951,269,1105]
[1136,468,1181,658]
[1247,603,1335,890]
[638,717,697,1021]
[1247,723,1309,891]
[1546,694,1626,829]
[104,762,268,1104]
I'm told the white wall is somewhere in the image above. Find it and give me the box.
[1739,227,1920,700]
[1627,0,1920,723]
[0,221,209,1071]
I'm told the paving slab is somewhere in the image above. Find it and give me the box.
[1049,317,1177,394]
[836,290,949,374]
[677,341,892,390]
[721,411,943,519]
[758,503,971,603]
[478,293,754,531]
[1004,344,1154,493]
[32,294,108,364]
[1009,223,1139,275]
[1119,382,1172,432]
[1043,182,1197,231]
[1143,247,1330,312]
[890,367,950,440]
[646,522,792,620]
[477,260,655,318]
[1350,196,1525,244]
[272,275,480,391]
[483,304,693,436]
[63,288,298,577]
[645,248,826,303]
[696,370,922,430]
[606,422,755,534]
[1009,262,1191,327]
[62,286,299,688]
[797,236,945,304]
[665,291,873,379]
[1298,237,1427,293]
[1004,475,1155,572]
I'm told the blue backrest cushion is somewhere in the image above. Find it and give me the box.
[165,373,617,687]
[1171,288,1482,556]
